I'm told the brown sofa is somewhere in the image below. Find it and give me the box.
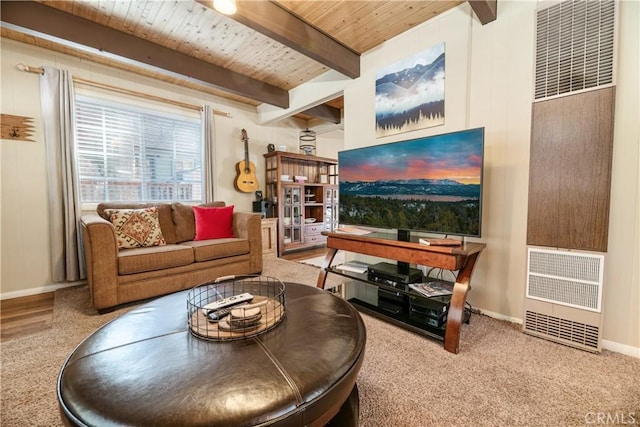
[81,202,263,311]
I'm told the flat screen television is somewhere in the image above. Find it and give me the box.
[338,127,485,239]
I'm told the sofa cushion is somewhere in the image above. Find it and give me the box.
[118,244,194,275]
[171,202,227,243]
[105,207,167,249]
[171,203,196,243]
[180,238,249,262]
[98,202,177,244]
[193,205,235,240]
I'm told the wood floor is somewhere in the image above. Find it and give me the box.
[0,248,328,341]
[1,292,55,342]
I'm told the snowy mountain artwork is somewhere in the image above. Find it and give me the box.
[375,43,445,137]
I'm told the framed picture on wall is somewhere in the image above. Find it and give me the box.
[375,42,445,138]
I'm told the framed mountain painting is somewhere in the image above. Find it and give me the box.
[375,42,445,138]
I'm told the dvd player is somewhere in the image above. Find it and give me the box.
[367,262,423,285]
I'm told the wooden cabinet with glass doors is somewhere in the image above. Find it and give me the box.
[264,151,338,256]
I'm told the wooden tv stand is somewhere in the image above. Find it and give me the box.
[316,231,485,354]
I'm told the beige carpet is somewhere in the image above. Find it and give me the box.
[1,258,639,426]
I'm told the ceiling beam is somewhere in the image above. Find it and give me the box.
[468,0,498,25]
[0,1,289,108]
[198,0,360,79]
[257,70,349,125]
[302,104,341,125]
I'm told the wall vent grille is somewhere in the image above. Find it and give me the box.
[527,248,604,312]
[534,0,616,100]
[524,310,600,350]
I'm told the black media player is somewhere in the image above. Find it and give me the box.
[367,262,423,285]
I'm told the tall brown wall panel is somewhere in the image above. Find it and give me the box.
[527,87,615,252]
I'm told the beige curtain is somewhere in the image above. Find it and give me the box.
[39,67,85,282]
[202,105,216,203]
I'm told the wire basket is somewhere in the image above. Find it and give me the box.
[187,275,286,341]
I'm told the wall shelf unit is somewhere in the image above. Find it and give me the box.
[263,151,338,256]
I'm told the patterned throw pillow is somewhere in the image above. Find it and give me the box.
[106,207,167,249]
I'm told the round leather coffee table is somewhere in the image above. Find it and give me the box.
[57,282,366,427]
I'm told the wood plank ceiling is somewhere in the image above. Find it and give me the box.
[1,0,495,124]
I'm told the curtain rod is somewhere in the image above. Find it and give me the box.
[16,63,232,118]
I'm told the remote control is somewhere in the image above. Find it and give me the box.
[202,292,253,314]
[207,302,262,323]
[207,307,234,322]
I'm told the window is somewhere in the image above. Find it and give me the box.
[74,96,202,203]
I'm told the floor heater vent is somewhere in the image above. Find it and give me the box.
[523,247,604,352]
[527,248,603,311]
[524,311,600,350]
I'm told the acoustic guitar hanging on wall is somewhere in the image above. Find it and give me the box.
[234,129,259,192]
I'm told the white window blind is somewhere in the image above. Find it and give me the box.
[75,97,202,203]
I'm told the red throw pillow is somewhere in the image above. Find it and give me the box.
[193,205,235,240]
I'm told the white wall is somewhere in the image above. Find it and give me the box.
[605,0,640,354]
[0,38,343,296]
[344,1,639,352]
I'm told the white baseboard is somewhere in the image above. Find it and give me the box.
[0,281,86,300]
[478,308,523,325]
[601,340,640,359]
